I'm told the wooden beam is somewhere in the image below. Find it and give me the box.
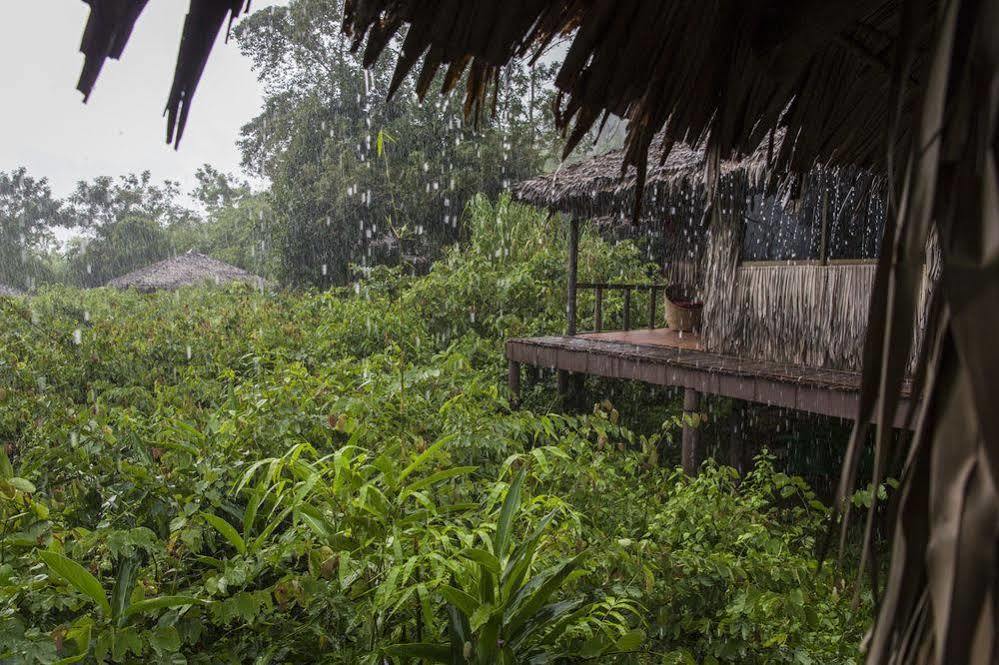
[682,388,703,474]
[505,336,915,428]
[567,218,579,336]
[508,359,521,406]
[594,285,603,332]
[623,288,632,330]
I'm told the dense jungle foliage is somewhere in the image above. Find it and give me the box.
[0,197,870,663]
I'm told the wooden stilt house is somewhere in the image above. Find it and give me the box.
[508,139,938,472]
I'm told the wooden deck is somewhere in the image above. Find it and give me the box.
[506,328,913,427]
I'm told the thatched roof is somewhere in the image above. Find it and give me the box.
[0,283,23,297]
[513,137,772,219]
[106,252,265,293]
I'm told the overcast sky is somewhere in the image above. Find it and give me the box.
[1,1,286,200]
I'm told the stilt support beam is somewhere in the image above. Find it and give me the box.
[508,359,521,407]
[682,388,703,475]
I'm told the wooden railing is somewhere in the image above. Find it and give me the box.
[570,282,669,334]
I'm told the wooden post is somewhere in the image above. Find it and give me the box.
[648,285,658,329]
[560,217,580,403]
[567,217,579,336]
[682,388,703,475]
[727,402,746,474]
[594,286,603,332]
[508,359,521,407]
[623,288,632,330]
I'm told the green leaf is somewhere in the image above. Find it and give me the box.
[501,510,556,600]
[382,643,450,663]
[251,505,293,553]
[402,466,477,498]
[613,629,645,652]
[122,595,204,619]
[440,585,479,618]
[148,626,181,653]
[243,488,262,542]
[201,512,246,555]
[505,552,586,638]
[459,548,501,576]
[397,434,455,485]
[110,556,141,626]
[8,477,35,493]
[40,551,111,617]
[495,468,526,560]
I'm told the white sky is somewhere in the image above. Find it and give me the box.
[0,1,286,200]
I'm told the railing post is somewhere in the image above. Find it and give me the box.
[567,217,579,336]
[594,286,603,332]
[648,285,658,329]
[623,288,631,330]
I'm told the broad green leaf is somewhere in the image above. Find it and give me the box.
[110,556,140,626]
[402,466,477,498]
[8,477,34,493]
[505,552,587,638]
[440,584,479,618]
[40,551,111,617]
[459,548,501,576]
[122,595,204,619]
[397,434,456,485]
[495,468,526,560]
[251,505,293,553]
[613,629,645,652]
[243,488,262,542]
[201,512,246,555]
[148,626,181,653]
[501,510,556,600]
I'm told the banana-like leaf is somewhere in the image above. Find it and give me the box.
[505,552,586,639]
[110,556,141,626]
[459,548,501,576]
[501,510,556,600]
[201,512,246,555]
[494,468,526,561]
[242,487,263,543]
[40,551,111,617]
[440,584,480,618]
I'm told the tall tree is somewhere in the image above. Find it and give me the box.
[0,168,70,289]
[234,0,561,286]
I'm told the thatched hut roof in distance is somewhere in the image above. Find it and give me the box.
[106,253,266,293]
[513,139,769,220]
[0,283,24,297]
